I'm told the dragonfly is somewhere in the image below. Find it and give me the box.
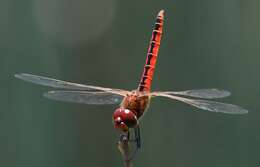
[15,10,248,157]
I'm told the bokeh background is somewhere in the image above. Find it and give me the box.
[1,0,257,166]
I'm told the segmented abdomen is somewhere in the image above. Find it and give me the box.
[138,10,164,92]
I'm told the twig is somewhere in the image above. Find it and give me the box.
[117,134,133,167]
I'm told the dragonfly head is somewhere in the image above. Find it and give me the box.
[113,108,138,132]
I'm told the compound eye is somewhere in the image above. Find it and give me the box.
[124,109,130,114]
[115,117,122,124]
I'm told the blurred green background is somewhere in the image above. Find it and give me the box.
[1,0,257,166]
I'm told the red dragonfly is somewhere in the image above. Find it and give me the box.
[15,10,247,153]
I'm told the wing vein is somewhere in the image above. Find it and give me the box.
[153,89,231,99]
[15,73,129,96]
[151,92,248,114]
[44,91,124,105]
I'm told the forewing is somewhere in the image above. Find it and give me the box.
[152,93,248,114]
[44,91,124,105]
[15,73,129,96]
[153,89,230,99]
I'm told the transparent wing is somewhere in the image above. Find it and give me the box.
[151,93,248,114]
[153,89,231,99]
[15,73,129,96]
[44,91,124,105]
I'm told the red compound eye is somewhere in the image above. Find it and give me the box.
[113,108,138,131]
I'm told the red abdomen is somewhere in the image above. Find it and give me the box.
[138,10,164,92]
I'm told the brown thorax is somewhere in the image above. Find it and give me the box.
[120,90,150,118]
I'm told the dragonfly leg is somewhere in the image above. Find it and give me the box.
[118,126,141,161]
[134,125,141,149]
[127,126,141,146]
[126,125,141,160]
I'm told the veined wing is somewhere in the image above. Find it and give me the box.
[44,91,124,105]
[15,73,129,96]
[153,89,230,99]
[151,92,248,114]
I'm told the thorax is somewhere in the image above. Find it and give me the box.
[120,90,150,118]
